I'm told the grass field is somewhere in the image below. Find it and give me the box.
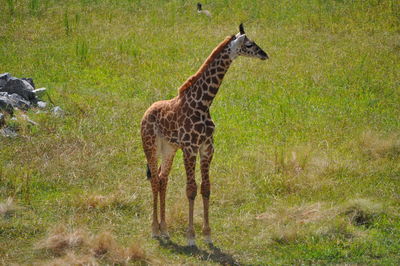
[1,0,400,264]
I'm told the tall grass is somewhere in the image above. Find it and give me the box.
[0,0,399,264]
[75,39,89,62]
[6,0,15,15]
[63,11,70,36]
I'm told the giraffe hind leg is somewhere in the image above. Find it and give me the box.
[146,164,151,179]
[149,159,161,237]
[158,139,177,238]
[142,134,161,238]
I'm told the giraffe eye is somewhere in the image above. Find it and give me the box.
[245,42,253,48]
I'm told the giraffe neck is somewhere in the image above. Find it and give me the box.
[182,45,233,111]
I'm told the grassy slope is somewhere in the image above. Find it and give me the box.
[1,0,399,264]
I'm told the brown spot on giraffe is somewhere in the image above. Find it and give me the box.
[140,24,268,246]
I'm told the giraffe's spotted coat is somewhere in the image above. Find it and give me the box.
[140,25,268,245]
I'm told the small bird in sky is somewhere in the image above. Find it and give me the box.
[197,3,211,17]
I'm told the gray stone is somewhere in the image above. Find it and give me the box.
[37,101,47,108]
[52,106,64,117]
[0,95,14,114]
[8,93,31,110]
[0,73,11,88]
[22,78,35,89]
[0,113,4,127]
[0,92,31,111]
[0,126,18,138]
[0,78,36,101]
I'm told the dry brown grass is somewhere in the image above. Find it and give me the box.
[35,225,89,255]
[36,226,152,264]
[0,197,20,218]
[40,252,98,266]
[90,231,118,257]
[241,146,339,197]
[256,199,382,244]
[256,202,337,225]
[273,147,340,178]
[271,149,339,195]
[359,130,400,159]
[74,191,137,211]
[90,231,148,264]
[342,198,384,226]
[256,202,338,243]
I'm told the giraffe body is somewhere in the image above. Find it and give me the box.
[141,24,268,246]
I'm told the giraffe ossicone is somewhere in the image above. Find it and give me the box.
[141,24,268,246]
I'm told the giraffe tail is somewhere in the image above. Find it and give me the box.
[146,164,151,179]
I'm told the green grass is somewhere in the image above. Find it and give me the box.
[1,0,399,264]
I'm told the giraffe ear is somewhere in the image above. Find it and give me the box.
[234,34,245,46]
[229,34,246,59]
[239,23,245,35]
[230,33,246,56]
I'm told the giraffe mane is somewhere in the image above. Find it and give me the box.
[178,35,235,96]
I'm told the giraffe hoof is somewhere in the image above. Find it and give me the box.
[160,232,170,239]
[151,233,161,239]
[159,222,169,238]
[204,236,213,245]
[187,238,196,247]
[151,229,161,238]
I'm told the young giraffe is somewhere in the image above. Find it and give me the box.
[141,24,268,246]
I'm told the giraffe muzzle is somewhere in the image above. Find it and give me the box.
[259,50,269,60]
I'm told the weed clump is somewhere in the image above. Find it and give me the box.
[359,130,400,159]
[90,231,117,257]
[256,202,340,227]
[257,199,386,245]
[257,202,338,244]
[36,226,151,264]
[90,232,148,264]
[35,225,88,255]
[342,198,383,227]
[42,252,98,266]
[90,231,148,264]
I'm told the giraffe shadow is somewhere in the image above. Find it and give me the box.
[156,237,241,265]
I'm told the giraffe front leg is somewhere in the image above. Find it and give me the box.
[200,140,214,244]
[183,147,198,246]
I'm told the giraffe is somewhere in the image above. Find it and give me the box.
[141,24,268,246]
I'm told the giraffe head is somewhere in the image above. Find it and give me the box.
[228,23,268,60]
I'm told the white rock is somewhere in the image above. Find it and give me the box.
[0,113,5,126]
[0,127,18,138]
[52,106,64,117]
[33,88,46,97]
[37,101,47,108]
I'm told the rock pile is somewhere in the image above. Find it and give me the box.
[0,73,62,137]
